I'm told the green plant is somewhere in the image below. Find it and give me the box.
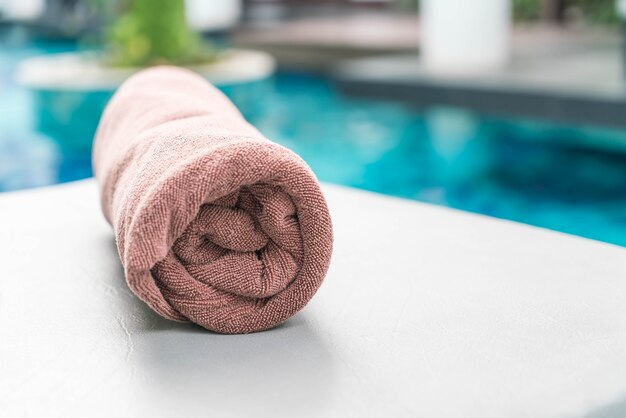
[512,0,619,24]
[513,0,541,21]
[567,0,619,25]
[105,0,216,67]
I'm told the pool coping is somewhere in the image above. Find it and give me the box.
[333,53,626,130]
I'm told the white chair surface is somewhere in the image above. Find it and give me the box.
[1,180,625,418]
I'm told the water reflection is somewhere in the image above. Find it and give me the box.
[3,42,626,246]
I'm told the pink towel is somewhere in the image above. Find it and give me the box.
[93,66,333,334]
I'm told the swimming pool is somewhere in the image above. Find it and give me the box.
[4,33,626,246]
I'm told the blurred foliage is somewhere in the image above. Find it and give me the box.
[398,0,619,25]
[105,0,216,67]
[395,0,419,11]
[567,0,619,25]
[513,0,541,21]
[513,0,619,24]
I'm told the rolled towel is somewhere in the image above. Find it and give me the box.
[93,66,333,334]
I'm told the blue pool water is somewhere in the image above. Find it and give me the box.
[4,33,626,246]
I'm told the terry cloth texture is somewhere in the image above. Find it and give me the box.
[92,66,333,334]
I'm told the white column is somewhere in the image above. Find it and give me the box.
[0,0,45,21]
[185,0,242,32]
[421,0,511,75]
